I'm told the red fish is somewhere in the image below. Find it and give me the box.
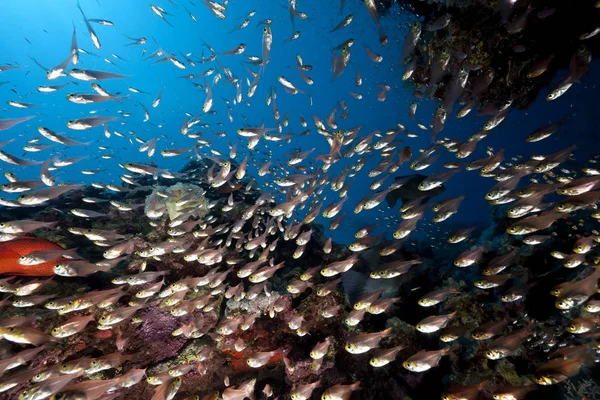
[0,237,64,276]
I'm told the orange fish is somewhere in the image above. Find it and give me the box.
[0,237,64,276]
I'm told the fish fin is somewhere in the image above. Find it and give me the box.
[342,267,403,306]
[342,270,367,306]
[365,276,403,299]
[386,191,398,208]
[481,241,494,252]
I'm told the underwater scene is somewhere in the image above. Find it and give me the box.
[0,0,600,399]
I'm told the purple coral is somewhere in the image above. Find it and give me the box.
[130,307,188,363]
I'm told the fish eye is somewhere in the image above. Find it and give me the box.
[568,325,576,331]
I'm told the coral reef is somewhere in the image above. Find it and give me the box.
[391,0,599,111]
[563,378,600,400]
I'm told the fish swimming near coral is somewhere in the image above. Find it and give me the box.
[385,174,446,208]
[0,0,597,398]
[0,237,66,276]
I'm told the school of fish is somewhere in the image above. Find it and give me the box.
[0,0,599,399]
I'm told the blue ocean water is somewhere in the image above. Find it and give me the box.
[0,0,598,246]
